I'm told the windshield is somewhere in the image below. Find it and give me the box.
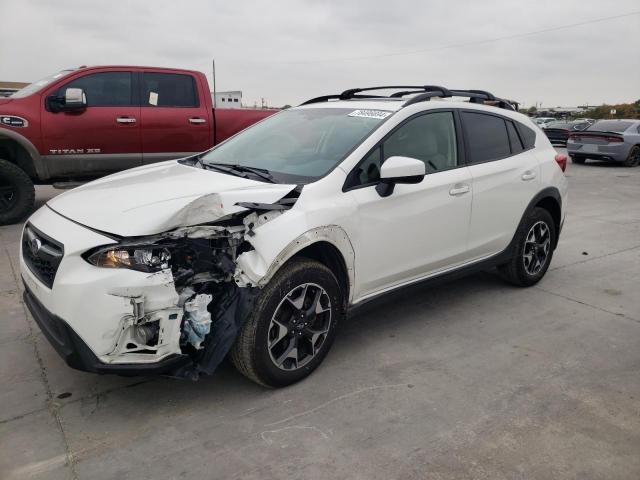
[11,70,73,99]
[588,120,633,133]
[199,107,391,183]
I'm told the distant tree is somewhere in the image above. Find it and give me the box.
[581,101,640,120]
[527,106,537,116]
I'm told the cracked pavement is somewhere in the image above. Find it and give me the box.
[1,149,639,479]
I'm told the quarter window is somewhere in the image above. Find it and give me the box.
[461,112,511,163]
[142,73,198,107]
[518,122,537,149]
[58,72,133,107]
[506,120,524,154]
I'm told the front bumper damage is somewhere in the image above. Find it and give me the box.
[21,187,302,379]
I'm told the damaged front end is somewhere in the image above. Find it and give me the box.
[89,189,301,380]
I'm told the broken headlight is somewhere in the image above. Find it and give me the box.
[85,246,171,272]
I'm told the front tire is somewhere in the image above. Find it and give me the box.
[623,146,640,167]
[230,259,343,387]
[0,159,35,225]
[498,207,556,287]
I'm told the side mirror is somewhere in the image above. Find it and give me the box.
[63,88,87,110]
[376,156,425,197]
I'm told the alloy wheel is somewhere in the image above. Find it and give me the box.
[267,283,332,371]
[523,221,551,276]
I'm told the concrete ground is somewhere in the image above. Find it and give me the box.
[1,151,639,480]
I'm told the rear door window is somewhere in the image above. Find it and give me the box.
[142,73,198,107]
[461,112,511,163]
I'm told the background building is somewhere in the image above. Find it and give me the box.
[213,90,242,108]
[0,81,29,97]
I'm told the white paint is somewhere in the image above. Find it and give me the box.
[380,155,425,179]
[22,97,568,367]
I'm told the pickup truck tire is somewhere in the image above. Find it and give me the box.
[230,259,342,388]
[0,159,35,225]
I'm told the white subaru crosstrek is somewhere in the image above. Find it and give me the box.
[20,86,568,387]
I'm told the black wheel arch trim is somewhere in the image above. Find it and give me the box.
[519,186,562,246]
[0,128,47,179]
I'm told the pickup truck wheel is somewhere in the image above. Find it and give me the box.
[230,259,342,388]
[0,159,35,225]
[498,207,556,287]
[623,146,640,167]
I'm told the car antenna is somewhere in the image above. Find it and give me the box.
[212,57,216,108]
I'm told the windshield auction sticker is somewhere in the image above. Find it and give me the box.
[348,109,392,119]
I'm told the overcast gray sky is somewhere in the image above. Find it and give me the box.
[1,0,638,108]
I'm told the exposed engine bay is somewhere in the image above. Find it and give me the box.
[101,187,302,379]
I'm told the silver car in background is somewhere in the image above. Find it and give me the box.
[567,119,640,167]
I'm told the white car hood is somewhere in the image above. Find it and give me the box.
[47,161,296,237]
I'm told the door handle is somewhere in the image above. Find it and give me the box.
[189,118,207,124]
[449,184,470,196]
[116,117,136,124]
[521,170,537,181]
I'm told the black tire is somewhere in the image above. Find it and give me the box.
[498,207,556,287]
[0,159,35,225]
[570,155,585,164]
[230,258,343,387]
[623,146,640,167]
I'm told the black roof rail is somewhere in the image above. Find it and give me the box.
[299,85,517,111]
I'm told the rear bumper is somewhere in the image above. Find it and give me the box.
[23,281,190,376]
[567,142,630,162]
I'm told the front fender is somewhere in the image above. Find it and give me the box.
[234,224,356,303]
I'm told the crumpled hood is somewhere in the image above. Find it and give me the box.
[47,160,296,237]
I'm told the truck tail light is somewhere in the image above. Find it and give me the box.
[555,154,567,172]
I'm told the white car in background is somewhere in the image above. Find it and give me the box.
[21,85,568,387]
[534,117,556,128]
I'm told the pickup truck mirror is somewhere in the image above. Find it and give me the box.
[47,88,87,113]
[63,88,87,110]
[376,156,425,197]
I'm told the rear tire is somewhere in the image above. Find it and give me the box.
[230,259,343,388]
[498,207,556,287]
[623,146,640,167]
[570,155,585,164]
[0,159,35,225]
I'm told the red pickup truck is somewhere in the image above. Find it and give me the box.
[0,65,277,224]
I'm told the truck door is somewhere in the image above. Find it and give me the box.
[139,71,211,164]
[41,71,142,177]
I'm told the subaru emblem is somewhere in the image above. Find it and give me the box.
[29,237,42,256]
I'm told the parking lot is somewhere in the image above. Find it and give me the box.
[1,149,639,479]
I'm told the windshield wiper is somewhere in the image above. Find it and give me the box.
[205,163,276,183]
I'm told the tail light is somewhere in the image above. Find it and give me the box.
[605,136,623,143]
[555,154,567,172]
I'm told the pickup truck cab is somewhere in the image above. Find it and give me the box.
[0,65,276,224]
